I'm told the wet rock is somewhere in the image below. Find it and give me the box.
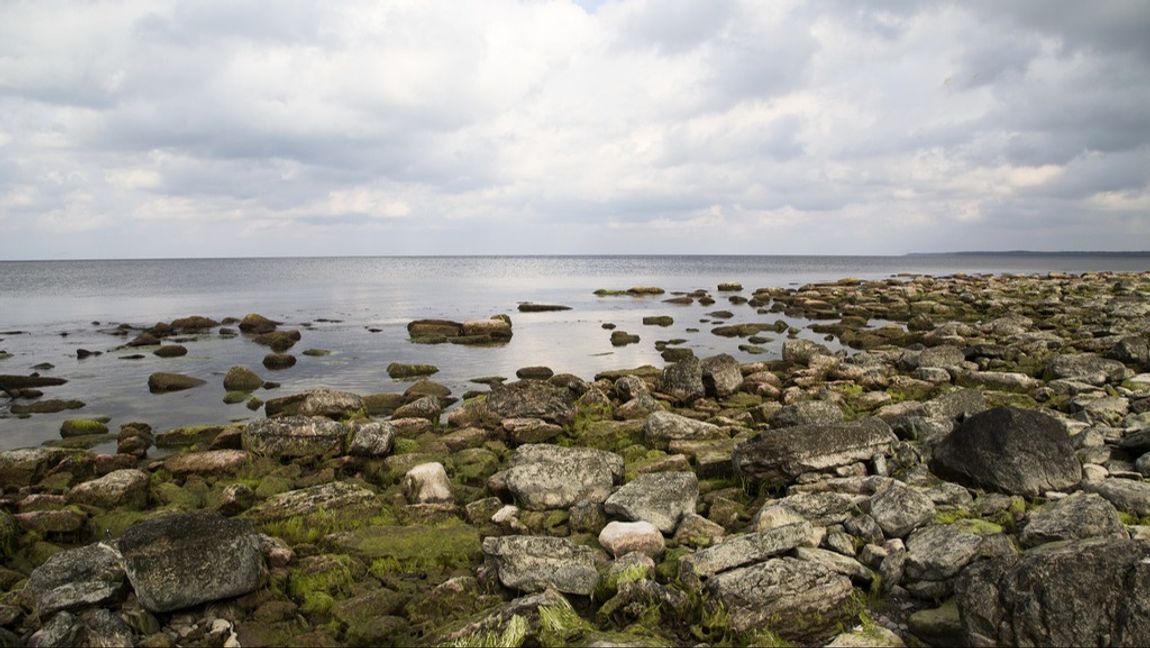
[60,418,108,438]
[68,469,149,510]
[347,421,396,457]
[598,521,665,558]
[0,373,68,390]
[643,411,726,450]
[642,315,674,326]
[604,471,698,533]
[955,537,1150,647]
[1020,491,1126,547]
[26,542,126,617]
[261,353,296,370]
[147,372,206,393]
[117,511,264,613]
[515,365,554,380]
[253,330,300,353]
[930,407,1082,497]
[734,418,896,487]
[242,416,348,457]
[487,380,576,425]
[462,317,513,340]
[481,535,600,595]
[868,481,936,539]
[153,345,187,358]
[610,330,640,346]
[403,462,453,504]
[706,557,856,639]
[239,313,279,334]
[223,366,263,392]
[700,353,742,398]
[505,444,623,510]
[393,395,442,422]
[11,399,86,414]
[517,303,571,312]
[127,332,161,347]
[0,447,72,489]
[169,315,219,332]
[1081,477,1150,516]
[659,357,705,404]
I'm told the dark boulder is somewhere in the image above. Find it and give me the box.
[147,372,206,393]
[929,407,1081,497]
[659,356,705,404]
[486,380,576,425]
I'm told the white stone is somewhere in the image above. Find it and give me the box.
[598,521,665,558]
[403,462,453,504]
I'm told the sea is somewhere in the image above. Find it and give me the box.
[2,254,1148,452]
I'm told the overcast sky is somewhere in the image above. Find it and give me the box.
[1,0,1148,259]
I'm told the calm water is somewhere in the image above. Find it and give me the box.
[2,255,1147,451]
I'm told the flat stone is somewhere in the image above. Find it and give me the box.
[26,543,126,617]
[1082,478,1150,517]
[243,481,380,523]
[734,418,896,487]
[598,521,665,558]
[242,416,348,457]
[603,471,698,534]
[505,444,623,511]
[163,450,249,475]
[643,411,726,450]
[481,535,600,595]
[679,521,814,584]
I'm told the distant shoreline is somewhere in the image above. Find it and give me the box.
[905,250,1150,257]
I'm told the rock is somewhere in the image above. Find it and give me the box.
[734,418,896,487]
[679,522,814,584]
[610,330,640,346]
[700,353,742,398]
[223,366,263,392]
[486,380,576,425]
[782,339,832,365]
[904,524,984,582]
[717,282,742,291]
[929,407,1082,497]
[363,393,406,416]
[868,481,936,539]
[60,419,109,438]
[771,492,861,527]
[430,588,571,646]
[957,370,1040,393]
[462,318,513,340]
[403,462,453,504]
[261,353,296,370]
[347,421,396,457]
[153,345,187,358]
[29,611,81,647]
[393,395,442,422]
[242,416,348,457]
[1020,492,1126,547]
[294,389,365,418]
[955,537,1150,647]
[15,509,86,534]
[239,313,279,334]
[0,447,72,489]
[147,372,206,393]
[603,471,698,533]
[163,450,249,475]
[1081,478,1150,516]
[907,600,962,647]
[26,542,126,617]
[0,373,68,390]
[921,388,988,421]
[117,512,264,613]
[243,481,379,523]
[517,303,571,312]
[502,418,563,445]
[127,332,161,347]
[170,315,219,332]
[68,469,149,510]
[673,512,726,548]
[616,393,663,420]
[642,315,674,326]
[794,547,873,583]
[769,400,844,427]
[826,623,905,647]
[598,521,665,558]
[706,557,856,639]
[505,444,623,510]
[481,535,600,595]
[253,330,300,352]
[659,357,705,404]
[1046,353,1127,385]
[10,398,86,414]
[1109,335,1150,367]
[642,411,726,450]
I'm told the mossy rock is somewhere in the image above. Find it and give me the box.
[327,521,482,581]
[223,391,249,404]
[387,363,439,379]
[574,419,644,452]
[452,448,502,486]
[59,418,109,438]
[642,316,674,327]
[151,481,203,510]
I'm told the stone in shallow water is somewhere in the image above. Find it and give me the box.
[116,512,264,613]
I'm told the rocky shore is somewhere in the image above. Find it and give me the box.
[2,270,1150,647]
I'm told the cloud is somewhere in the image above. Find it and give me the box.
[0,0,1147,259]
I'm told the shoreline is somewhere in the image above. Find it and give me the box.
[2,269,1150,646]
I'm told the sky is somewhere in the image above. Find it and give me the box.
[1,0,1148,259]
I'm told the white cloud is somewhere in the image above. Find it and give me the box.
[0,0,1147,258]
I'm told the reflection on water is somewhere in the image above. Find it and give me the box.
[2,254,1147,451]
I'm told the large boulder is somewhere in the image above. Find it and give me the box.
[700,354,742,399]
[929,407,1081,497]
[955,537,1150,647]
[733,418,896,487]
[116,512,264,613]
[868,481,936,539]
[659,357,705,404]
[1019,492,1126,547]
[706,557,857,640]
[68,469,149,510]
[481,535,600,595]
[242,416,348,457]
[486,380,576,425]
[643,411,726,450]
[26,543,126,618]
[603,471,698,533]
[504,444,623,510]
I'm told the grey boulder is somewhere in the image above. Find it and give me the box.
[242,415,348,457]
[486,380,577,425]
[659,356,705,404]
[1020,491,1127,547]
[643,411,726,450]
[482,535,600,595]
[868,481,936,539]
[26,543,126,618]
[505,444,624,510]
[734,418,896,487]
[603,471,698,533]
